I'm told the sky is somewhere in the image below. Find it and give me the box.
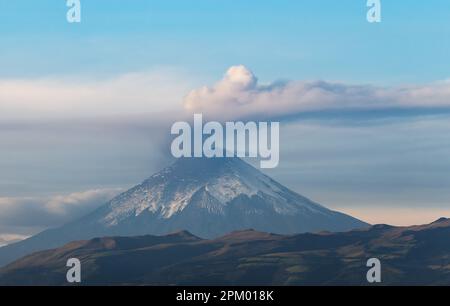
[1,0,450,243]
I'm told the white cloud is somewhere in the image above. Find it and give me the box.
[43,189,123,216]
[0,234,29,247]
[4,65,449,122]
[0,188,122,230]
[184,65,450,120]
[0,68,194,119]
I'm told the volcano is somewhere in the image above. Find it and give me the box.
[0,157,368,267]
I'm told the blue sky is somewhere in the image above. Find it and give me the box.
[1,0,450,83]
[1,1,450,241]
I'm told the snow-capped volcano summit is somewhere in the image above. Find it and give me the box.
[0,157,368,267]
[94,157,368,237]
[104,158,304,223]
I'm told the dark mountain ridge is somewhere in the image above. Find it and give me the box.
[1,218,449,286]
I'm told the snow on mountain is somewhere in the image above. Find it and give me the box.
[94,157,367,237]
[103,158,302,223]
[0,157,368,267]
